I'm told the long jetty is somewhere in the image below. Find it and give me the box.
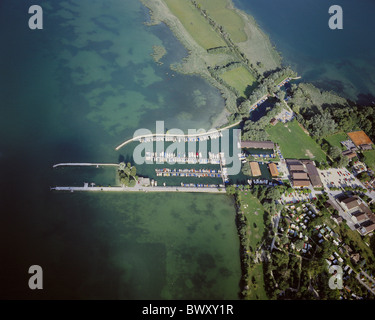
[53,163,119,168]
[50,185,226,194]
[114,120,242,151]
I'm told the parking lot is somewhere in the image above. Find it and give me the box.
[318,168,362,190]
[280,189,317,204]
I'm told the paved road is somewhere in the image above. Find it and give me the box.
[356,271,375,295]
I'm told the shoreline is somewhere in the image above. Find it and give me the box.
[139,0,283,122]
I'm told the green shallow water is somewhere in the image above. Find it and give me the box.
[9,192,240,299]
[0,0,241,299]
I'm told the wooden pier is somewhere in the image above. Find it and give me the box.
[115,120,242,151]
[50,184,226,193]
[53,163,119,168]
[155,168,222,178]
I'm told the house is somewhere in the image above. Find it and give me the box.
[359,221,375,236]
[364,222,375,234]
[342,150,357,159]
[139,177,151,187]
[344,245,353,254]
[268,163,279,177]
[348,131,373,149]
[287,159,322,188]
[352,211,367,224]
[332,215,343,224]
[292,172,309,180]
[270,118,278,126]
[288,164,305,171]
[241,140,275,150]
[302,160,323,188]
[350,253,361,264]
[360,144,372,151]
[293,180,310,188]
[250,162,261,177]
[339,196,360,212]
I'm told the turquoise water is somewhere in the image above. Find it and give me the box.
[234,0,375,103]
[0,0,240,299]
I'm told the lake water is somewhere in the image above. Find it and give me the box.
[234,0,375,104]
[0,0,241,299]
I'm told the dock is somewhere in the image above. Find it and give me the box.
[115,120,242,151]
[50,183,226,193]
[145,151,222,164]
[53,163,118,168]
[155,168,222,178]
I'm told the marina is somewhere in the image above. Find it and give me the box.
[155,168,222,178]
[145,151,225,164]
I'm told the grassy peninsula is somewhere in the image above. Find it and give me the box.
[140,0,285,126]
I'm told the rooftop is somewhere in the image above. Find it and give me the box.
[348,131,373,147]
[241,140,275,150]
[250,162,261,176]
[292,179,310,187]
[268,162,279,177]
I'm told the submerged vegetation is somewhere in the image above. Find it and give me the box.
[150,45,167,65]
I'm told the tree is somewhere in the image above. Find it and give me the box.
[370,236,375,257]
[337,155,349,168]
[130,166,137,178]
[118,162,138,187]
[226,185,237,195]
[357,172,370,183]
[295,240,304,251]
[308,112,337,140]
[328,146,342,160]
[119,162,126,171]
[238,100,251,115]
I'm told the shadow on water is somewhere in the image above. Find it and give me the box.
[357,93,375,106]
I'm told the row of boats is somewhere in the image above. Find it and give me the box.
[250,96,268,112]
[138,132,223,143]
[145,152,225,165]
[155,168,222,178]
[277,77,292,88]
[180,183,225,188]
[247,179,275,186]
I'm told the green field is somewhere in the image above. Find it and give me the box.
[325,132,348,149]
[220,66,257,97]
[267,120,327,162]
[196,0,247,43]
[164,0,226,49]
[237,191,267,299]
[238,190,265,250]
[363,149,375,171]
